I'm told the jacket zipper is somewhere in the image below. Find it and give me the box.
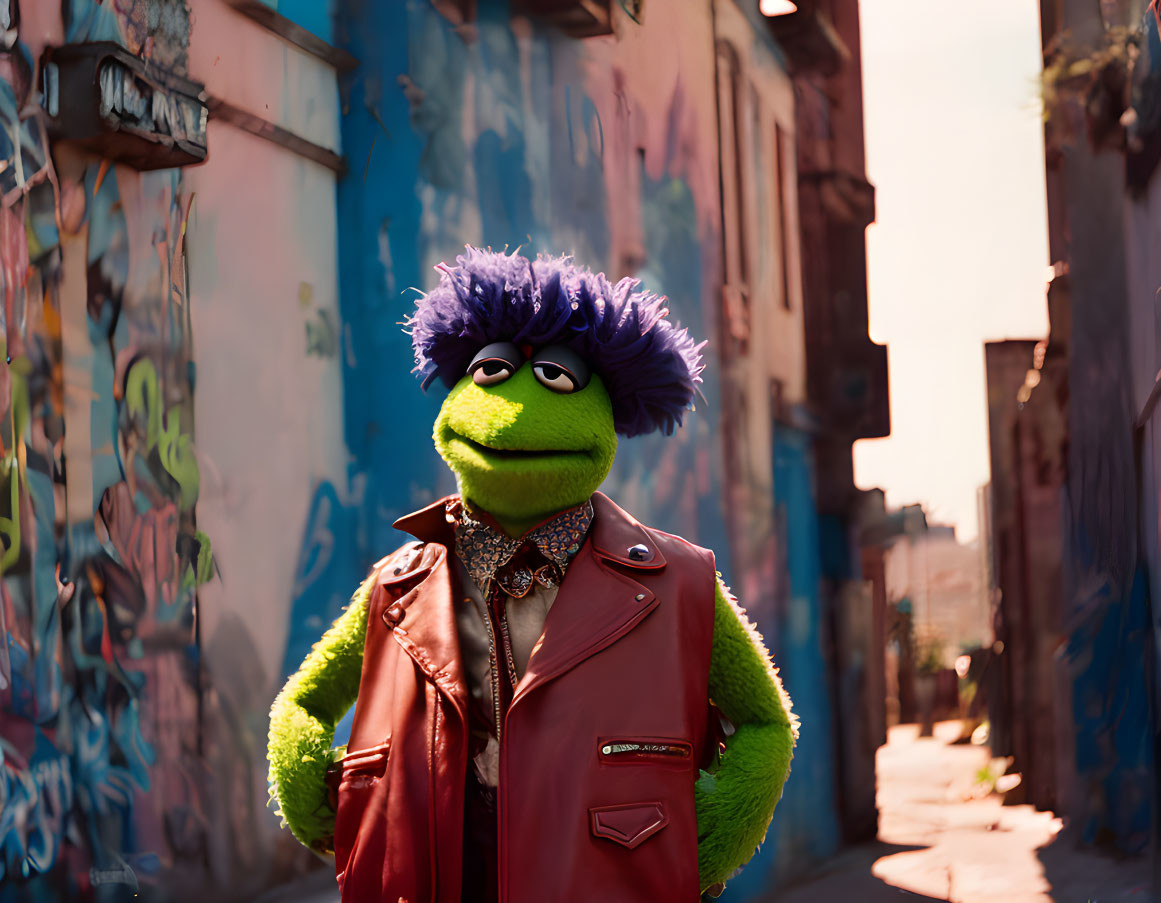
[600,741,691,758]
[480,603,503,743]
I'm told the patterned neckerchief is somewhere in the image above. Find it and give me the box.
[450,497,594,598]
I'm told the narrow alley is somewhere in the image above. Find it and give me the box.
[4,2,1160,901]
[771,722,1153,903]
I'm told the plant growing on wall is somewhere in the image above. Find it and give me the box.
[1041,5,1161,190]
[1041,25,1140,151]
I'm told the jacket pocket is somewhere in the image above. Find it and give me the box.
[338,742,391,783]
[597,737,693,766]
[590,802,669,850]
[332,741,391,881]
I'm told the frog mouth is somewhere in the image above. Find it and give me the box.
[445,429,591,461]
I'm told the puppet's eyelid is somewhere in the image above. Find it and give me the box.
[470,358,515,386]
[531,345,591,392]
[467,341,524,386]
[532,363,579,393]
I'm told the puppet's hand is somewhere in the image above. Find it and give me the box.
[696,577,799,893]
[695,724,794,891]
[268,703,342,852]
[268,576,373,852]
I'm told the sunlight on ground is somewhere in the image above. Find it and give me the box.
[872,722,1063,901]
[775,720,1151,901]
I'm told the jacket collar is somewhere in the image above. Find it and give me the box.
[392,491,668,572]
[587,491,668,571]
[392,495,458,549]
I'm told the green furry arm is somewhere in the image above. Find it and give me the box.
[696,577,798,891]
[267,574,373,852]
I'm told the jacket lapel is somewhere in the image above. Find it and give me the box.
[390,492,668,712]
[388,497,467,719]
[513,492,667,704]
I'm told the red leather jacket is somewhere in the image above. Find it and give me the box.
[332,492,717,903]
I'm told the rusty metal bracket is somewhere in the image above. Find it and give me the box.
[205,97,344,175]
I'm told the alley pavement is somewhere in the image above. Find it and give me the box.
[768,721,1154,903]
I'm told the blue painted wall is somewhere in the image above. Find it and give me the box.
[723,424,841,898]
[262,0,334,45]
[330,0,731,577]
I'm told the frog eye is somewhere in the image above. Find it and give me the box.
[531,345,591,394]
[472,359,514,386]
[532,363,578,393]
[468,341,523,387]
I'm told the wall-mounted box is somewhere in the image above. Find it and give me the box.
[40,42,208,170]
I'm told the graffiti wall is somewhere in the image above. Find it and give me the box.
[1,0,852,897]
[725,425,841,897]
[1,0,345,898]
[0,12,211,900]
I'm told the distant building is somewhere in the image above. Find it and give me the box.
[882,524,989,663]
[861,492,989,730]
[861,494,990,660]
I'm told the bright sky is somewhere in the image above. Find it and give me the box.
[853,0,1051,541]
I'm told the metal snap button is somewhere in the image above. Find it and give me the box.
[383,602,406,627]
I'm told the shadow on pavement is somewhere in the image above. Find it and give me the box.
[251,866,337,903]
[244,845,942,903]
[764,841,945,902]
[1036,829,1154,902]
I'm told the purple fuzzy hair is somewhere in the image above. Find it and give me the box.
[407,247,706,437]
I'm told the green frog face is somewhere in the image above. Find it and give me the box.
[433,342,617,536]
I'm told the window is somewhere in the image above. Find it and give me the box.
[716,42,749,293]
[775,122,791,310]
[732,61,751,291]
[716,41,751,347]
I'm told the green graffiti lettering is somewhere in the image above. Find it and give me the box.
[194,530,214,585]
[158,410,199,512]
[0,360,31,575]
[125,358,200,512]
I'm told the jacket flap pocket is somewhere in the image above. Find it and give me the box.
[339,740,391,777]
[590,802,669,850]
[326,741,390,806]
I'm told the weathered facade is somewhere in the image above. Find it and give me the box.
[0,1,889,899]
[778,0,890,849]
[984,337,1069,812]
[1,0,345,899]
[983,0,1160,858]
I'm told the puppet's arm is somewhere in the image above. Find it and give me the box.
[267,574,372,853]
[696,577,798,892]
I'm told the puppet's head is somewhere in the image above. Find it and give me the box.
[409,247,704,534]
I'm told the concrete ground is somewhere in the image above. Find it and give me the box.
[769,721,1155,903]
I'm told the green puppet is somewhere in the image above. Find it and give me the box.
[268,248,798,902]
